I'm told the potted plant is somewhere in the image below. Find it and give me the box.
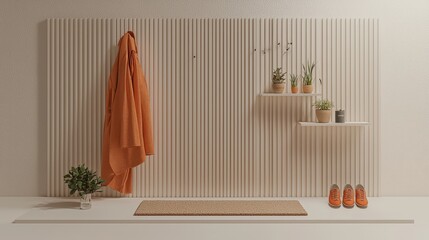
[272,67,287,93]
[289,74,300,93]
[64,164,104,210]
[313,99,334,123]
[302,61,316,93]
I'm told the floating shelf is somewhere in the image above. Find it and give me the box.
[298,122,370,127]
[260,93,321,97]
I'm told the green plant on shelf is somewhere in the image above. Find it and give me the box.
[63,164,104,197]
[289,73,300,87]
[272,67,286,83]
[313,99,334,110]
[302,61,316,86]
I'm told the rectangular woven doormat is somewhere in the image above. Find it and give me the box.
[134,200,307,216]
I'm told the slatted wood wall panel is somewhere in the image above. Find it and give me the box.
[47,18,379,197]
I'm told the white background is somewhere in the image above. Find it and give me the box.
[0,0,428,196]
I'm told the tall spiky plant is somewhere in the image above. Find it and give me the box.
[302,61,316,86]
[289,74,299,87]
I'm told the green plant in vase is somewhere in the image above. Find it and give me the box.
[313,99,334,123]
[272,67,286,93]
[64,164,104,210]
[302,61,316,93]
[289,74,300,93]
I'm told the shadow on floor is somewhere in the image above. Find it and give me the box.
[35,201,80,210]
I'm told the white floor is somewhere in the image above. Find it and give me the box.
[1,197,429,240]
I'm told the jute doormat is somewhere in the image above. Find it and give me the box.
[134,200,307,216]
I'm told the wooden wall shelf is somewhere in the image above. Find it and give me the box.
[260,93,321,97]
[298,122,370,127]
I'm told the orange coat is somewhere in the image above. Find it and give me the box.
[102,31,154,194]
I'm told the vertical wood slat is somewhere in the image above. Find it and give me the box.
[47,19,51,196]
[47,18,379,197]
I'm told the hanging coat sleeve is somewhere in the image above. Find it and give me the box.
[115,53,142,148]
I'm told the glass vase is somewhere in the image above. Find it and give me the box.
[80,193,92,210]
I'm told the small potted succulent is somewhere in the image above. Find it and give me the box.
[64,164,104,210]
[272,67,287,93]
[289,74,300,93]
[302,61,316,93]
[313,99,334,123]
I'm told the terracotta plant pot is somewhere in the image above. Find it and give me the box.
[302,85,313,93]
[272,83,285,93]
[316,109,332,123]
[291,86,299,93]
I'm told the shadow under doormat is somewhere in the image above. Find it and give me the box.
[134,200,307,216]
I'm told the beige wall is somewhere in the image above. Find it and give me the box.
[0,0,428,196]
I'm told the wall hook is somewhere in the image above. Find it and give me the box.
[282,42,293,55]
[262,48,271,54]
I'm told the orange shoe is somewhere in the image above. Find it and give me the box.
[328,184,341,208]
[342,184,355,208]
[355,184,368,208]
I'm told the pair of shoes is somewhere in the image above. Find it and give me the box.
[329,184,368,208]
